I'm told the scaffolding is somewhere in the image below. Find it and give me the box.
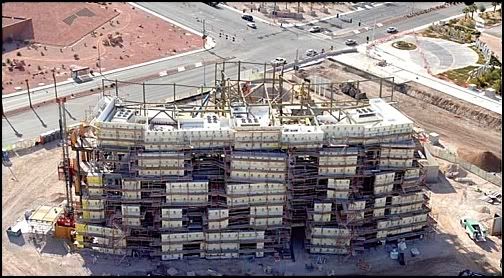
[67,61,431,261]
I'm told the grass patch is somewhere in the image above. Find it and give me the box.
[437,66,479,87]
[439,66,502,95]
[392,41,417,50]
[468,67,502,94]
[468,45,487,64]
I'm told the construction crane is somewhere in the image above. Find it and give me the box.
[57,97,74,216]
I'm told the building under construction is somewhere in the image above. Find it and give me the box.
[65,61,432,260]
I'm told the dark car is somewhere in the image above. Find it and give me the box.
[242,14,253,22]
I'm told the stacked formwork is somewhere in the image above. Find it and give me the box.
[71,95,431,260]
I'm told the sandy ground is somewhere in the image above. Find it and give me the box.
[2,143,502,275]
[228,2,354,25]
[2,2,202,94]
[1,142,90,276]
[428,159,502,274]
[293,60,502,160]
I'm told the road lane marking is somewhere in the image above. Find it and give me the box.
[195,62,203,68]
[353,30,361,34]
[377,23,383,27]
[177,66,186,72]
[159,71,167,77]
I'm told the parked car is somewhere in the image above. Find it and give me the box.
[305,49,318,57]
[271,57,287,66]
[345,39,357,46]
[308,26,321,33]
[386,26,398,33]
[242,14,254,22]
[247,22,256,29]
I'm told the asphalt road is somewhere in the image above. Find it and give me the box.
[1,2,489,146]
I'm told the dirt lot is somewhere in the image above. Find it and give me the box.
[291,60,502,161]
[429,159,502,274]
[1,142,89,276]
[2,2,202,94]
[228,2,354,25]
[2,143,502,276]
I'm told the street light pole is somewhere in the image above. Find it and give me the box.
[25,79,32,109]
[203,59,206,87]
[52,70,58,100]
[97,40,102,75]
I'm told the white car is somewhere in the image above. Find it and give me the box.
[386,26,398,33]
[247,22,256,29]
[305,49,318,57]
[271,57,287,66]
[308,26,321,33]
[345,39,357,46]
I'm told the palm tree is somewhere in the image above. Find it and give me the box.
[469,4,477,19]
[491,2,498,12]
[463,6,470,19]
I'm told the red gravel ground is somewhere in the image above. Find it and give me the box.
[2,2,203,94]
[2,2,119,46]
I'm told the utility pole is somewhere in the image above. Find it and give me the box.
[52,71,58,100]
[371,13,377,42]
[25,79,32,109]
[203,58,206,87]
[97,40,102,75]
[202,18,207,48]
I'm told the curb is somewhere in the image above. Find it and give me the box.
[218,3,359,28]
[3,3,216,101]
[128,2,203,36]
[4,56,233,117]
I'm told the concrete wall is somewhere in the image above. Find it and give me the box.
[491,214,501,236]
[2,17,34,42]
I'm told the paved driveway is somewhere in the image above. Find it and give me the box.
[378,35,479,74]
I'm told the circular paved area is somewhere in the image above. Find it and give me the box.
[379,35,479,74]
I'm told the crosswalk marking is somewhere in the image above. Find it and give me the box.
[376,23,384,27]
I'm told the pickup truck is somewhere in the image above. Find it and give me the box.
[460,217,487,242]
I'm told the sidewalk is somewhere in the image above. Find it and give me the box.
[219,2,364,28]
[3,3,216,101]
[332,45,501,115]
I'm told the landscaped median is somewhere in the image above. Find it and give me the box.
[479,8,502,26]
[421,17,480,44]
[391,41,417,51]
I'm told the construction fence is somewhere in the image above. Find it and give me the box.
[425,143,502,187]
[2,123,81,159]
